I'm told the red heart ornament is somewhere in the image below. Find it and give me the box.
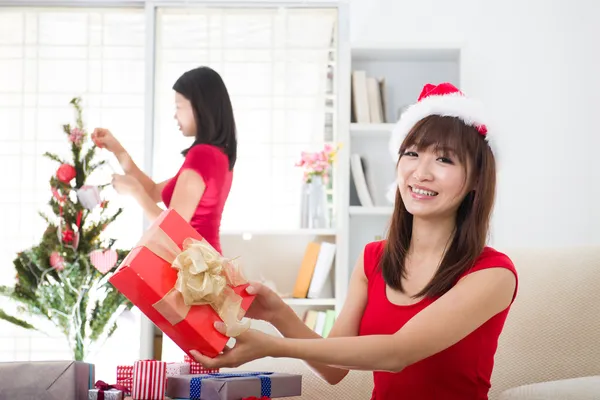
[89,249,118,273]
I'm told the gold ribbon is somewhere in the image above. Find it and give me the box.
[138,223,250,338]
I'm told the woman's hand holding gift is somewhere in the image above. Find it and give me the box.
[191,322,281,369]
[242,282,290,325]
[190,281,295,368]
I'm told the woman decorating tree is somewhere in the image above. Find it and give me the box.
[92,66,237,254]
[191,83,518,400]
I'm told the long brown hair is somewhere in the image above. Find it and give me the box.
[381,115,496,298]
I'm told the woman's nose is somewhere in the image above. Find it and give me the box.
[413,159,433,181]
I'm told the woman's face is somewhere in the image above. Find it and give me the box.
[396,145,472,220]
[174,92,197,137]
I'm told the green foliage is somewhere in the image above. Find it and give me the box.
[0,98,132,361]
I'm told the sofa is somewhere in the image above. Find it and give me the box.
[225,246,600,399]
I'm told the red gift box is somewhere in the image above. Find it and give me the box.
[109,209,255,358]
[133,360,166,400]
[116,365,133,395]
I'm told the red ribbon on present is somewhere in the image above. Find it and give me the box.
[242,397,271,400]
[94,380,128,400]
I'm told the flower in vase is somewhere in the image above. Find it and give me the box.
[296,143,341,184]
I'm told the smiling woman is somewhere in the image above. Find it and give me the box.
[384,112,496,299]
[190,83,517,400]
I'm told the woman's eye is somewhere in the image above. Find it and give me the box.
[437,157,454,164]
[403,151,418,157]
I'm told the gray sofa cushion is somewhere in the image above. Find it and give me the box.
[499,375,600,400]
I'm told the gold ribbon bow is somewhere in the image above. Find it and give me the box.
[143,226,250,338]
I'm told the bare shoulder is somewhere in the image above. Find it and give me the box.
[463,246,518,284]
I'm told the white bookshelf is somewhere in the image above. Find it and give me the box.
[341,44,462,284]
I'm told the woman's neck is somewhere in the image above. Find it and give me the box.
[409,216,456,258]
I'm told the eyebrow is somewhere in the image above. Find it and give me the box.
[432,146,458,155]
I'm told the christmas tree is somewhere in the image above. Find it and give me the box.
[0,98,132,361]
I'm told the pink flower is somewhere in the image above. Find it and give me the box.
[295,143,341,183]
[69,128,85,145]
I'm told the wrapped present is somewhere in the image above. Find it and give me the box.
[165,372,302,400]
[89,380,126,400]
[184,355,219,375]
[190,363,219,375]
[0,360,95,400]
[117,365,134,395]
[166,362,190,377]
[109,209,255,358]
[132,360,167,400]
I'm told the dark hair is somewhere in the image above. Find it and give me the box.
[381,115,496,298]
[173,66,237,170]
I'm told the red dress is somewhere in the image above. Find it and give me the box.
[161,144,233,254]
[358,241,518,400]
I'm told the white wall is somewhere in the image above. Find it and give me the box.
[348,0,600,249]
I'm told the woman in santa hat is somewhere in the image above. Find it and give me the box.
[191,83,518,400]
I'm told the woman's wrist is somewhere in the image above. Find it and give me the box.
[268,335,288,358]
[115,150,133,172]
[270,303,301,336]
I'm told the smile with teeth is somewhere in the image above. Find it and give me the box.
[410,186,438,196]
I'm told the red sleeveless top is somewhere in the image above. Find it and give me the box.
[161,144,233,254]
[359,241,518,400]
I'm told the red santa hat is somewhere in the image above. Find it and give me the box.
[389,82,494,158]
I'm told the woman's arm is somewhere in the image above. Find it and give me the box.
[270,267,517,372]
[167,169,205,222]
[129,168,205,223]
[116,151,168,203]
[270,250,369,384]
[195,267,516,373]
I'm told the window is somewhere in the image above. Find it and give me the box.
[0,3,339,374]
[153,7,338,230]
[0,6,145,372]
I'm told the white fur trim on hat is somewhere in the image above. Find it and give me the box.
[388,93,493,159]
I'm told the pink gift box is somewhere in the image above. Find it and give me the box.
[132,360,167,400]
[166,362,190,377]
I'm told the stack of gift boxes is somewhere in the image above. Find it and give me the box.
[114,357,219,398]
[99,358,300,400]
[0,358,300,400]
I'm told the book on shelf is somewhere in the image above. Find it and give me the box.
[350,154,374,207]
[351,69,387,123]
[292,241,337,299]
[303,309,336,337]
